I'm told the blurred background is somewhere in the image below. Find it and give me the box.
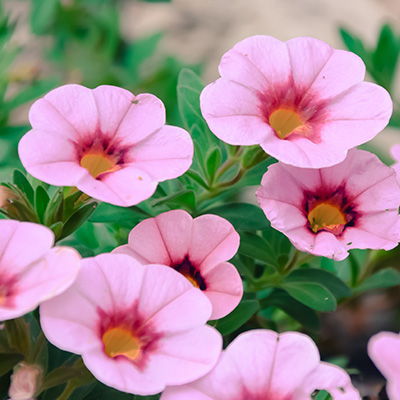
[1,0,400,398]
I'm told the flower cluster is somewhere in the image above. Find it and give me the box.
[1,33,399,400]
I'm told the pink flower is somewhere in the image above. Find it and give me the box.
[40,254,222,396]
[18,84,193,207]
[368,331,400,400]
[200,36,392,168]
[256,149,400,261]
[113,210,242,320]
[0,220,80,321]
[8,363,42,400]
[161,329,361,400]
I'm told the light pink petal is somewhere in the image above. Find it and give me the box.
[138,264,200,323]
[287,37,365,99]
[144,282,212,334]
[145,326,222,387]
[28,98,79,141]
[150,210,193,265]
[203,262,243,320]
[0,221,54,273]
[312,231,349,261]
[42,84,98,141]
[127,218,173,265]
[368,331,400,400]
[115,93,166,145]
[1,247,80,321]
[299,362,361,400]
[322,82,392,148]
[161,387,214,400]
[268,331,321,396]
[231,35,290,84]
[342,213,400,251]
[128,125,194,181]
[188,214,240,273]
[82,342,166,396]
[76,165,158,207]
[218,48,270,91]
[200,79,271,145]
[18,130,86,186]
[111,244,149,264]
[91,85,135,139]
[260,133,347,169]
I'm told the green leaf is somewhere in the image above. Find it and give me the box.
[89,203,149,225]
[260,289,320,331]
[372,24,399,91]
[185,170,209,189]
[59,203,98,240]
[152,190,195,211]
[30,0,59,34]
[44,189,64,227]
[285,269,352,300]
[205,203,269,231]
[281,281,337,312]
[215,299,260,336]
[354,268,400,293]
[339,27,368,60]
[0,353,23,378]
[177,68,206,131]
[5,318,30,358]
[314,390,332,400]
[239,232,277,268]
[35,185,50,223]
[206,147,222,181]
[40,367,82,391]
[13,170,34,204]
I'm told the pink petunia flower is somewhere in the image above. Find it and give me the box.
[161,329,361,400]
[200,35,392,168]
[0,220,80,321]
[256,149,400,261]
[40,254,222,396]
[368,331,400,400]
[112,210,243,320]
[18,84,193,207]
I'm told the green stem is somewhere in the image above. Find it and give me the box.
[56,382,76,400]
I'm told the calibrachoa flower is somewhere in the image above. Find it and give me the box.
[0,220,80,321]
[161,329,361,400]
[256,149,400,261]
[40,254,222,395]
[368,331,400,400]
[113,210,242,320]
[200,35,392,168]
[18,84,193,207]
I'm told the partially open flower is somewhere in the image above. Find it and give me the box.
[8,363,42,400]
[256,149,400,260]
[113,210,242,320]
[161,329,361,400]
[201,36,392,168]
[368,331,400,400]
[40,254,222,396]
[18,84,193,207]
[0,220,81,321]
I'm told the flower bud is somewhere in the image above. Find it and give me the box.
[0,186,17,211]
[8,363,42,400]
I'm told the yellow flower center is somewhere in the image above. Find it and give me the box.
[182,273,200,288]
[80,153,118,179]
[102,327,141,361]
[269,109,304,139]
[308,203,347,235]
